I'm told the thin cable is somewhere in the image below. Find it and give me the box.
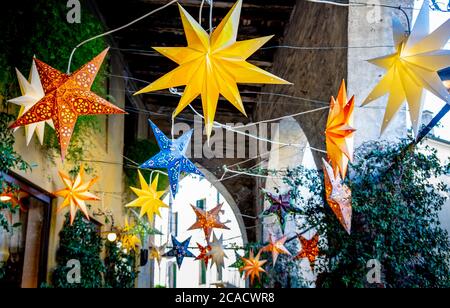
[233,106,329,129]
[307,0,412,33]
[67,0,178,73]
[261,45,394,50]
[199,0,206,25]
[209,0,214,35]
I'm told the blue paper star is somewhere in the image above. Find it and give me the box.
[141,120,203,198]
[164,235,196,268]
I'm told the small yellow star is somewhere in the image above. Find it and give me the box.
[125,171,168,223]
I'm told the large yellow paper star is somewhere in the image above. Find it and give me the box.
[53,164,99,225]
[362,2,450,135]
[125,171,168,223]
[134,0,291,138]
[8,60,54,145]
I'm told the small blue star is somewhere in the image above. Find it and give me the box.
[164,235,195,268]
[141,120,204,198]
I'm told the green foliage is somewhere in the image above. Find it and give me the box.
[0,112,30,231]
[51,211,105,288]
[284,139,450,288]
[104,241,138,288]
[0,0,106,162]
[124,138,169,190]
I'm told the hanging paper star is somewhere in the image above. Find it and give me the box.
[164,235,196,268]
[261,234,291,266]
[362,1,450,136]
[8,60,54,145]
[188,203,230,240]
[53,164,99,225]
[325,80,356,179]
[125,170,169,223]
[195,242,212,267]
[149,241,167,265]
[262,191,300,233]
[241,249,267,284]
[141,120,203,198]
[207,232,228,270]
[134,0,291,139]
[120,217,141,253]
[322,158,352,234]
[294,234,320,271]
[229,251,245,276]
[10,48,126,160]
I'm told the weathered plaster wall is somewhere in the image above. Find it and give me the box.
[10,50,126,282]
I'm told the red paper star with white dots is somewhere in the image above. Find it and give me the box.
[10,48,126,160]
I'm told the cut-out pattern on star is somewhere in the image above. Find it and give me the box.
[188,203,230,241]
[10,48,126,160]
[134,0,291,138]
[325,80,356,179]
[294,234,320,271]
[53,164,99,225]
[164,235,196,268]
[195,242,212,267]
[241,249,267,284]
[125,171,169,223]
[261,234,291,266]
[362,1,450,136]
[140,120,203,198]
[322,158,352,234]
[8,60,54,145]
[262,191,300,234]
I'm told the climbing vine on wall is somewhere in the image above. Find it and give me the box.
[285,139,450,288]
[0,0,107,162]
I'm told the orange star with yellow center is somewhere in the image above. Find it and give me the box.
[325,80,356,179]
[241,249,267,284]
[53,164,99,225]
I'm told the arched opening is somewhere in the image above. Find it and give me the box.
[151,168,247,288]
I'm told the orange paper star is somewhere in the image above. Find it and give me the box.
[10,48,126,160]
[261,234,291,266]
[325,80,356,179]
[53,164,99,225]
[241,249,267,284]
[195,243,212,267]
[294,234,320,271]
[188,203,230,240]
[323,158,352,234]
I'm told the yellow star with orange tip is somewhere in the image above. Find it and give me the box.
[53,164,99,225]
[120,217,141,253]
[125,171,168,223]
[325,80,356,179]
[134,0,291,139]
[362,1,450,136]
[261,234,291,266]
[241,249,267,284]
